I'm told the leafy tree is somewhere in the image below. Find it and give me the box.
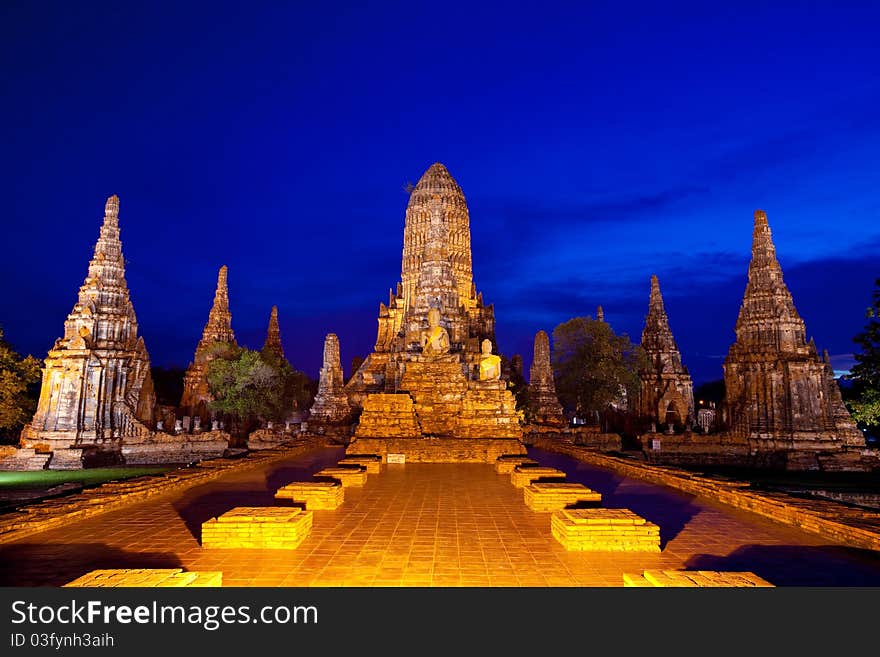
[846,278,880,432]
[0,325,41,443]
[551,316,645,421]
[207,347,314,436]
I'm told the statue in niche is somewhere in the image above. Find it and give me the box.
[479,338,501,381]
[420,307,450,356]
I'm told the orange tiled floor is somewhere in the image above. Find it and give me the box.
[2,446,880,586]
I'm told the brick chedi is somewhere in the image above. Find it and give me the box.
[180,265,237,421]
[638,275,694,430]
[723,210,863,454]
[22,196,156,463]
[308,333,352,431]
[527,330,565,427]
[261,305,284,363]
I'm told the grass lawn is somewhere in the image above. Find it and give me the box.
[0,466,175,490]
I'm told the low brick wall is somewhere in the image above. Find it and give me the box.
[494,456,538,474]
[347,437,526,463]
[533,437,880,552]
[314,466,367,487]
[0,438,327,546]
[338,455,382,473]
[551,508,661,552]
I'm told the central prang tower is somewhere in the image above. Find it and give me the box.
[344,162,497,404]
[314,162,523,458]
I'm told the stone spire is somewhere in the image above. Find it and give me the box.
[638,275,693,430]
[730,210,806,354]
[527,330,565,426]
[23,195,155,454]
[180,265,238,417]
[261,305,285,362]
[401,162,473,312]
[723,210,863,451]
[596,305,604,323]
[309,333,351,424]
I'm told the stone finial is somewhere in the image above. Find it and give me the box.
[104,195,119,217]
[754,209,768,227]
[322,333,343,388]
[533,330,551,374]
[309,333,351,423]
[597,305,605,322]
[527,329,565,426]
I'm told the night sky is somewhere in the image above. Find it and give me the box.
[2,2,878,386]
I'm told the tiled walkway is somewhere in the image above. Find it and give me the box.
[2,446,880,586]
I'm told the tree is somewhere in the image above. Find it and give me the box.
[846,278,880,433]
[206,347,314,436]
[0,325,41,444]
[551,316,645,422]
[501,353,529,415]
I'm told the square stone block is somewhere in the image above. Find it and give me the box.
[494,456,538,474]
[315,466,368,487]
[64,568,223,587]
[275,480,345,509]
[510,466,566,488]
[201,507,313,549]
[551,508,660,552]
[624,570,774,587]
[523,482,602,511]
[338,454,383,473]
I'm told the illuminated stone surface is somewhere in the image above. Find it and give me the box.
[494,456,538,474]
[201,507,313,549]
[180,265,237,420]
[638,275,694,429]
[723,210,864,454]
[22,196,156,460]
[314,466,368,487]
[551,509,661,552]
[64,568,222,587]
[4,447,880,587]
[523,482,602,512]
[623,569,773,587]
[354,394,421,438]
[527,330,565,427]
[275,481,344,510]
[510,466,566,488]
[347,437,525,463]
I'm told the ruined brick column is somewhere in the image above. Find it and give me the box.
[309,333,352,426]
[261,305,285,363]
[527,330,565,427]
[180,265,237,419]
[638,275,694,430]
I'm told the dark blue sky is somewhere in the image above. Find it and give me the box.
[1,1,878,386]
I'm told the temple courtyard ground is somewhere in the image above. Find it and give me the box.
[2,445,880,587]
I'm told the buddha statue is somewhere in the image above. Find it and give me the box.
[421,307,450,356]
[479,338,501,381]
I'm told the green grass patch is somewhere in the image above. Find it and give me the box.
[0,466,175,490]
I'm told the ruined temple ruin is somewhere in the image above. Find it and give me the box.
[723,210,864,460]
[308,333,352,435]
[180,265,238,422]
[638,275,694,431]
[527,330,565,427]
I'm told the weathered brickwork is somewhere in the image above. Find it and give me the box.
[551,508,661,552]
[64,568,222,587]
[523,482,602,512]
[201,507,313,550]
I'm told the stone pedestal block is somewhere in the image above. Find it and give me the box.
[510,466,566,488]
[338,454,383,473]
[494,455,538,474]
[64,568,222,587]
[275,481,344,510]
[550,509,660,552]
[523,482,602,511]
[201,507,313,549]
[623,570,773,587]
[314,466,368,487]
